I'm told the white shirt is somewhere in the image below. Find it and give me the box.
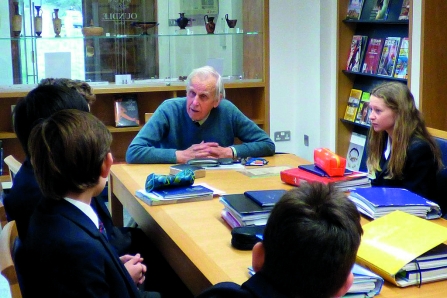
[64,197,100,229]
[384,136,392,160]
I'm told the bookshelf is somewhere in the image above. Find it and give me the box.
[336,0,410,165]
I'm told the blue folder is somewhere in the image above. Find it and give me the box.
[348,187,442,219]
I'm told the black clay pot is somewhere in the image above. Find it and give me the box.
[176,13,189,29]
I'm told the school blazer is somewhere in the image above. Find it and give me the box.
[371,136,438,201]
[21,198,140,298]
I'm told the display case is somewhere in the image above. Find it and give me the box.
[0,0,269,177]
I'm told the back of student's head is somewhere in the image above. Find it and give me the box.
[28,109,112,200]
[261,182,363,298]
[14,84,90,157]
[39,78,96,105]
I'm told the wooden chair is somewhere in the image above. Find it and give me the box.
[0,220,22,298]
[3,156,22,182]
[0,201,7,230]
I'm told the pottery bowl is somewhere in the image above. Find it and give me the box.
[82,26,104,37]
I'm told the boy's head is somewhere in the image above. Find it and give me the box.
[39,78,96,105]
[252,183,363,298]
[28,110,112,200]
[14,84,90,157]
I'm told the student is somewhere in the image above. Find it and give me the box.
[126,66,275,164]
[367,82,442,201]
[21,110,157,297]
[4,83,191,297]
[196,183,363,298]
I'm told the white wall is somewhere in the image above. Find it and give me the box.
[270,0,334,161]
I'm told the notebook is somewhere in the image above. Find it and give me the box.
[348,187,442,219]
[244,189,287,208]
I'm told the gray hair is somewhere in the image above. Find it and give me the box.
[186,66,225,100]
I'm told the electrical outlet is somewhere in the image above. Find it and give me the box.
[274,131,291,142]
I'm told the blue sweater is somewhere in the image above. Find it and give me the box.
[126,98,275,163]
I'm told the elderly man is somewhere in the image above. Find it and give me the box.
[126,66,275,164]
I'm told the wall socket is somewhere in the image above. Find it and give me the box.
[274,131,291,142]
[304,134,309,146]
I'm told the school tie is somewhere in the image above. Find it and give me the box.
[98,220,108,239]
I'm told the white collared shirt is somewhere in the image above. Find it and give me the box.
[64,197,99,229]
[384,136,392,160]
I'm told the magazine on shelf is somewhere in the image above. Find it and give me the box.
[346,35,368,72]
[361,38,384,75]
[394,37,409,79]
[398,0,410,20]
[354,92,371,125]
[346,132,367,172]
[344,89,363,122]
[346,0,365,20]
[114,94,140,127]
[369,0,391,20]
[377,37,401,77]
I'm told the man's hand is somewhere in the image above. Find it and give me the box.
[176,141,227,163]
[120,254,146,285]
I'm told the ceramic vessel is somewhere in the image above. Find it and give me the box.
[204,15,215,34]
[12,2,22,37]
[52,9,62,37]
[82,20,104,37]
[34,6,42,37]
[225,14,237,28]
[176,13,189,30]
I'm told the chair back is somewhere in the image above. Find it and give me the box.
[3,156,22,182]
[435,137,447,167]
[0,202,7,229]
[0,220,22,298]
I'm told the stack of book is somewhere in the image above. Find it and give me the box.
[356,210,447,287]
[348,187,442,219]
[220,190,286,228]
[248,264,384,297]
[135,184,214,206]
[280,165,370,192]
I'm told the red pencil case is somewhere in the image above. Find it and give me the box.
[313,148,346,177]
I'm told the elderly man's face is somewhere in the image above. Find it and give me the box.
[186,75,220,121]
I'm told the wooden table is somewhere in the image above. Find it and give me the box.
[108,154,447,297]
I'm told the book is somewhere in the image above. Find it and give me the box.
[377,37,401,77]
[346,132,367,171]
[346,264,384,297]
[369,0,391,20]
[356,210,447,287]
[244,189,287,209]
[280,168,370,192]
[135,184,213,206]
[354,92,371,125]
[394,37,409,79]
[298,164,353,177]
[348,187,442,219]
[114,94,140,127]
[219,194,271,226]
[346,35,368,72]
[249,263,384,297]
[346,0,365,20]
[398,0,410,20]
[361,38,384,74]
[344,89,363,122]
[169,164,206,178]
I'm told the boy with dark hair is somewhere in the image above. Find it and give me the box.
[197,182,363,298]
[22,109,150,297]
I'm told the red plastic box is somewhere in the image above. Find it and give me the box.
[314,148,346,177]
